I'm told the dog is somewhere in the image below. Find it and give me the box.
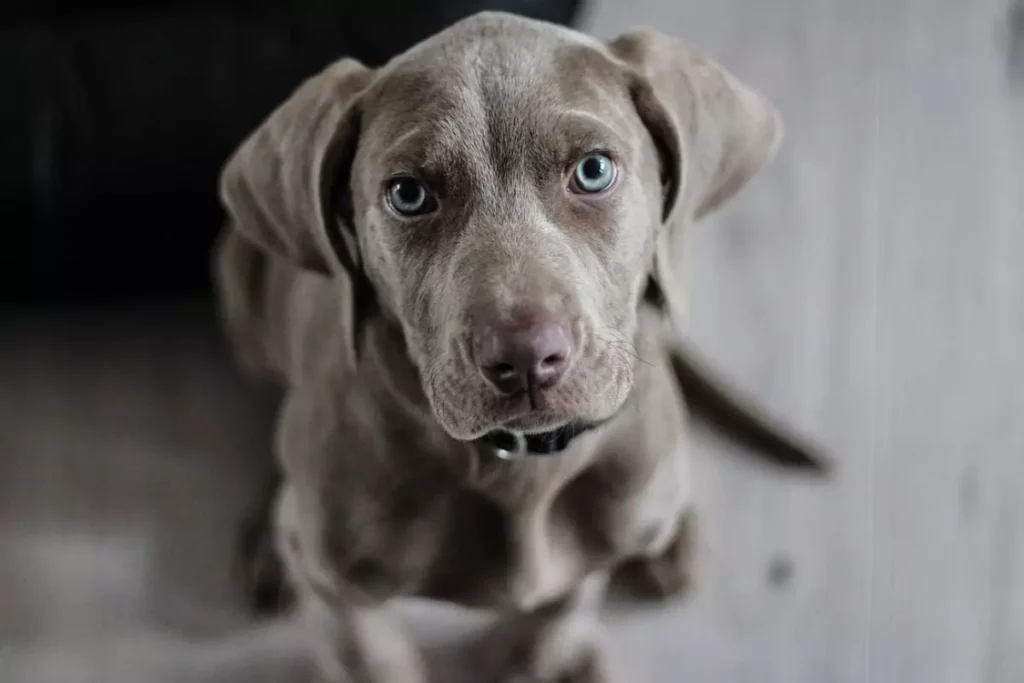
[214,11,828,682]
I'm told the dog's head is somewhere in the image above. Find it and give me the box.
[219,12,781,443]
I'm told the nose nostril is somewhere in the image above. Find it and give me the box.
[541,353,566,368]
[491,362,517,379]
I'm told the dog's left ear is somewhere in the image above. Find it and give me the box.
[611,33,832,475]
[610,29,783,224]
[610,29,782,324]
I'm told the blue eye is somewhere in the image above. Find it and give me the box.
[387,177,437,216]
[571,153,616,193]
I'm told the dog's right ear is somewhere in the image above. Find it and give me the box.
[219,58,374,278]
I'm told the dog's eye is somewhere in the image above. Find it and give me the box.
[570,153,616,194]
[386,177,437,216]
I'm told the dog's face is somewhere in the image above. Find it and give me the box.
[351,21,664,440]
[219,12,782,443]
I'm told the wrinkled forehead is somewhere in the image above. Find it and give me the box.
[358,31,639,182]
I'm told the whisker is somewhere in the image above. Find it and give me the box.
[605,328,654,368]
[599,337,653,368]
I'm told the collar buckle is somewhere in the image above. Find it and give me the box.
[491,430,526,459]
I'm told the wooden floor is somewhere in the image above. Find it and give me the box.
[2,0,1022,681]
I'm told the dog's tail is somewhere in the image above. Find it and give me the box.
[668,341,831,475]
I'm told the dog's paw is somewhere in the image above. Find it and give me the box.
[477,601,619,683]
[501,647,616,683]
[612,509,699,602]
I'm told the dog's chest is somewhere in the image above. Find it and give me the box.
[418,437,689,610]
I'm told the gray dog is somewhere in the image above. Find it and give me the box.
[214,11,827,682]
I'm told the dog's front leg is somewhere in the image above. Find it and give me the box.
[301,589,426,683]
[476,571,616,683]
[276,484,427,683]
[613,506,700,602]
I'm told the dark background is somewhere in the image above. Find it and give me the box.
[0,0,586,306]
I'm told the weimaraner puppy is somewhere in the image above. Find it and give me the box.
[214,11,828,682]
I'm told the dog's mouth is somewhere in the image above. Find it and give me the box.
[476,420,605,457]
[427,325,638,449]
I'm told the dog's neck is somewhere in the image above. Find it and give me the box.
[478,421,605,458]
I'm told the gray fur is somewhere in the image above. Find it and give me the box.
[214,12,804,682]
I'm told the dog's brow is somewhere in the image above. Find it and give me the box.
[558,109,613,130]
[553,110,629,153]
[380,126,430,162]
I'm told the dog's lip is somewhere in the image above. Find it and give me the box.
[454,413,570,443]
[488,390,572,429]
[499,412,570,433]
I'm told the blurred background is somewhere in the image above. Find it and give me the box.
[1,0,1022,681]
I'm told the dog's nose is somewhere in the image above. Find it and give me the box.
[475,314,573,395]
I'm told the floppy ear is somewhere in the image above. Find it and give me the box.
[218,58,374,279]
[610,29,782,224]
[611,33,832,475]
[610,29,782,324]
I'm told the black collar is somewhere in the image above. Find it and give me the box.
[478,421,603,457]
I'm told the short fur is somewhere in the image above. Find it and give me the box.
[214,13,826,682]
